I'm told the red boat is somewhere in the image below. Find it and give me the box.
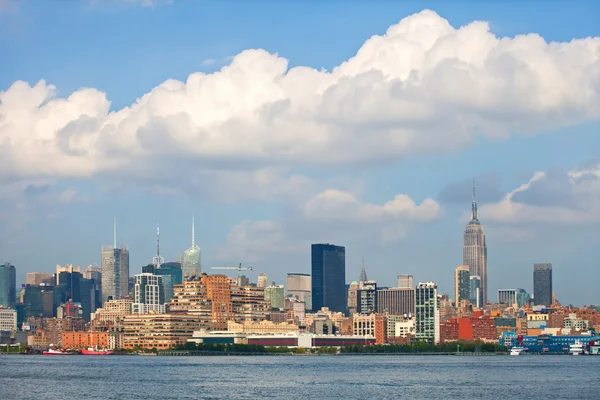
[81,347,113,355]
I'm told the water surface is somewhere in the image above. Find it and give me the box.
[1,355,598,399]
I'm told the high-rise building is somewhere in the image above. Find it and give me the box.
[462,185,488,304]
[397,275,413,289]
[0,263,16,308]
[415,282,440,344]
[533,263,553,306]
[264,285,285,309]
[179,217,201,279]
[311,243,346,313]
[498,288,530,308]
[57,270,99,321]
[286,273,311,310]
[257,273,268,288]
[26,272,53,286]
[357,281,377,315]
[470,276,482,308]
[132,273,166,314]
[376,288,415,316]
[454,265,470,305]
[101,219,130,303]
[144,262,183,303]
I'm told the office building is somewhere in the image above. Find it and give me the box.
[101,220,130,303]
[286,273,311,310]
[470,276,482,308]
[178,217,201,279]
[0,262,16,308]
[454,265,470,305]
[397,275,413,289]
[311,244,346,313]
[142,262,182,303]
[357,281,377,314]
[257,273,268,288]
[376,287,415,316]
[132,273,166,314]
[533,263,553,306]
[26,272,53,286]
[415,282,440,344]
[462,185,488,304]
[498,288,530,308]
[0,308,17,332]
[57,270,99,321]
[264,285,285,309]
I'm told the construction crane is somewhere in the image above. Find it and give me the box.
[211,263,253,286]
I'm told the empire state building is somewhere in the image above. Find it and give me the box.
[462,186,488,305]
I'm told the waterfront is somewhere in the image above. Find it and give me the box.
[1,355,599,399]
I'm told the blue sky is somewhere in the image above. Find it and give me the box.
[0,0,599,305]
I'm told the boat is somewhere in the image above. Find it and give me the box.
[569,341,585,355]
[81,347,113,355]
[43,348,74,355]
[138,352,157,356]
[510,346,525,356]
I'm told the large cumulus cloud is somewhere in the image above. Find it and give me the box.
[2,10,599,185]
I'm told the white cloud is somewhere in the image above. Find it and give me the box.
[1,9,599,189]
[480,162,600,225]
[304,189,441,222]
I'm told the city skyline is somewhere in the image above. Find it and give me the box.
[0,2,599,305]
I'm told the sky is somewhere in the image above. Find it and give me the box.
[0,0,599,305]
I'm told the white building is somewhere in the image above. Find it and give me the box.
[0,309,17,332]
[131,273,166,314]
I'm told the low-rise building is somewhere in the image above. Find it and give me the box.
[122,314,203,350]
[226,320,299,334]
[62,331,109,349]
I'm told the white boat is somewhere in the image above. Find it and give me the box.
[569,340,585,355]
[510,346,525,356]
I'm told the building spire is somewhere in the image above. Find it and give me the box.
[157,223,160,258]
[359,258,368,283]
[192,215,195,247]
[113,216,117,249]
[471,179,478,221]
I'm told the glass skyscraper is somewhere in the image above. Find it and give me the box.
[454,265,470,305]
[415,282,440,344]
[0,263,16,308]
[533,263,553,306]
[311,243,346,313]
[101,246,130,303]
[462,186,488,304]
[179,217,201,279]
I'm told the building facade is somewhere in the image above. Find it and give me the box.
[178,217,201,279]
[376,288,415,316]
[0,263,16,308]
[498,288,530,308]
[101,245,130,303]
[311,244,346,313]
[264,285,285,309]
[286,273,311,310]
[0,308,17,332]
[132,273,166,314]
[415,282,440,344]
[470,276,482,308]
[454,265,470,305]
[397,275,413,289]
[462,188,488,304]
[533,263,553,306]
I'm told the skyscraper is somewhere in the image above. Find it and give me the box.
[101,219,130,303]
[462,184,488,304]
[0,263,16,308]
[415,282,440,344]
[132,273,165,314]
[179,216,201,279]
[533,263,553,306]
[257,273,268,288]
[397,275,413,289]
[311,243,346,313]
[286,273,311,310]
[470,276,482,308]
[454,265,470,305]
